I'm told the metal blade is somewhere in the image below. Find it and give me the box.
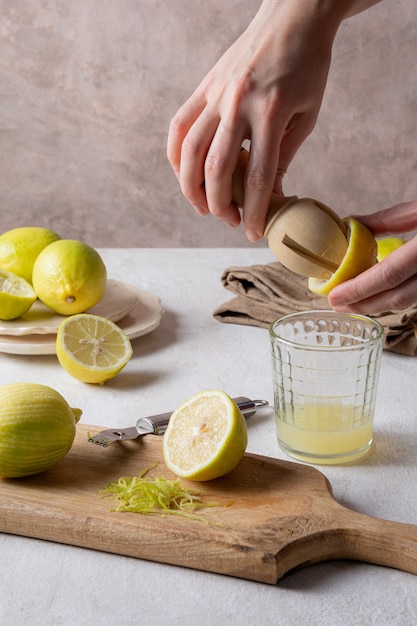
[88,426,139,447]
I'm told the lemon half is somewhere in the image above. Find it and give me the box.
[0,269,37,320]
[56,313,133,384]
[308,217,377,296]
[377,236,406,262]
[163,390,248,481]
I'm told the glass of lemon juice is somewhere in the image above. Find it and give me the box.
[270,311,384,465]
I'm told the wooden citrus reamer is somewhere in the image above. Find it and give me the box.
[232,149,349,280]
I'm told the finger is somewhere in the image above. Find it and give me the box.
[242,118,287,241]
[272,167,288,196]
[352,200,417,237]
[178,107,221,216]
[203,123,247,228]
[273,111,317,195]
[330,274,417,315]
[167,92,207,179]
[328,240,417,309]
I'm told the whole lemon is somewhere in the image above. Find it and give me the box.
[0,382,82,478]
[0,226,61,284]
[32,239,107,315]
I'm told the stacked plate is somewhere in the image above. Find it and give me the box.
[0,279,163,355]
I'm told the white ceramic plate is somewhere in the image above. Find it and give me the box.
[0,285,163,355]
[0,279,138,336]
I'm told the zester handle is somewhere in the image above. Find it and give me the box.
[135,397,268,436]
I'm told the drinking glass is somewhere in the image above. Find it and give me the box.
[269,310,384,464]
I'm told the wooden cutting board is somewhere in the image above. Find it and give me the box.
[1,424,417,584]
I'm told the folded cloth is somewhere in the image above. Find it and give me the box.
[213,261,417,356]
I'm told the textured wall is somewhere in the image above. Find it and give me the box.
[1,0,416,247]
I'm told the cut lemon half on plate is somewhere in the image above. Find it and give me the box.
[163,390,248,481]
[308,217,378,296]
[0,269,37,320]
[56,313,133,384]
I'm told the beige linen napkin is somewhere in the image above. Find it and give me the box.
[213,262,417,355]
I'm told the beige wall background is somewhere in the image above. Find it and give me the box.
[1,0,416,248]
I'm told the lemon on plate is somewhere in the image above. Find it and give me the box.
[0,382,81,478]
[308,217,378,296]
[0,269,37,320]
[162,390,248,481]
[56,313,133,384]
[0,226,61,284]
[376,236,406,262]
[32,239,107,315]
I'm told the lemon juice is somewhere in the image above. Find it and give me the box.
[276,399,373,464]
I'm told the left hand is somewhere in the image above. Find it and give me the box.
[328,200,417,313]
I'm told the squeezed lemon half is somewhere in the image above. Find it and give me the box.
[308,217,377,296]
[0,269,37,320]
[163,390,248,481]
[56,313,133,384]
[376,236,406,262]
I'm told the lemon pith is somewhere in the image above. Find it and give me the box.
[308,217,377,296]
[56,313,133,384]
[163,390,248,481]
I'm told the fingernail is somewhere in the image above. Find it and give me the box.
[193,205,209,216]
[246,230,261,242]
[331,303,351,312]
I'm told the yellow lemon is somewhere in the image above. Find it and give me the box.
[0,226,61,284]
[308,217,377,296]
[376,236,406,262]
[0,382,81,478]
[0,269,37,320]
[32,239,107,315]
[56,313,133,384]
[162,390,248,481]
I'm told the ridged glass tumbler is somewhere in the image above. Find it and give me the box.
[270,311,384,465]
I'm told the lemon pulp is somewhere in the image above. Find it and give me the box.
[162,390,248,481]
[0,269,37,320]
[56,313,133,384]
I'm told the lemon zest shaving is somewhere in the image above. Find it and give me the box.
[100,464,220,523]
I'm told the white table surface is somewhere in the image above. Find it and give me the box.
[1,248,417,626]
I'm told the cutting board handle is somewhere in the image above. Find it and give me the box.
[277,505,417,579]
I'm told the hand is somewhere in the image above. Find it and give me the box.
[167,0,340,241]
[328,200,417,313]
